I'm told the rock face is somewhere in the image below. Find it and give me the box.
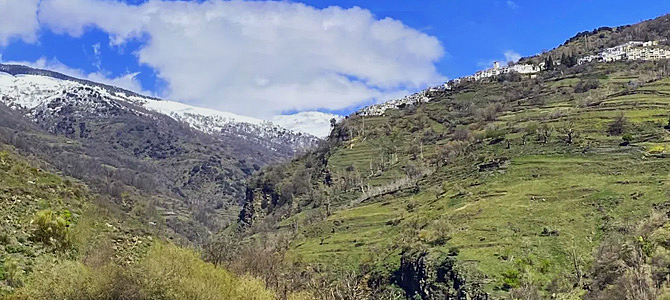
[395,249,489,300]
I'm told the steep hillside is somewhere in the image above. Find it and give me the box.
[0,65,319,243]
[237,39,670,298]
[522,14,670,64]
[0,144,279,299]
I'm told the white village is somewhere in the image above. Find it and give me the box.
[359,39,670,116]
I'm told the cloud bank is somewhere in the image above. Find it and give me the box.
[0,0,41,46]
[30,0,446,118]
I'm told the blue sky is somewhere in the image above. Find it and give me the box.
[307,0,670,78]
[1,0,669,118]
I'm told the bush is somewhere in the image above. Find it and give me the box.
[536,124,554,144]
[509,283,542,300]
[484,126,506,140]
[4,257,23,288]
[452,126,471,141]
[30,210,71,252]
[11,242,276,300]
[574,79,600,93]
[501,269,521,290]
[438,141,468,166]
[476,103,503,122]
[621,133,633,146]
[608,113,628,136]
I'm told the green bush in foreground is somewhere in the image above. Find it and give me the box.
[7,242,276,300]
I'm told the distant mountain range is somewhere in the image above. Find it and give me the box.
[0,63,331,242]
[0,63,328,145]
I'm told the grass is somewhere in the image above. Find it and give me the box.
[0,145,279,299]
[260,61,670,296]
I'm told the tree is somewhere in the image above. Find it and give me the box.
[608,113,628,135]
[561,53,569,67]
[545,56,555,71]
[203,232,241,267]
[453,126,471,141]
[536,124,554,144]
[558,122,578,144]
[561,52,578,68]
[574,79,600,93]
[523,122,539,145]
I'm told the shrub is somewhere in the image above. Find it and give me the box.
[438,141,468,165]
[406,199,417,212]
[12,242,276,300]
[4,257,23,288]
[608,113,628,135]
[30,209,71,252]
[452,126,471,141]
[10,258,96,299]
[574,79,600,93]
[287,291,316,300]
[476,103,503,122]
[509,283,542,300]
[501,269,521,290]
[484,126,506,140]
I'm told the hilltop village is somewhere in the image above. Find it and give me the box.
[358,39,670,116]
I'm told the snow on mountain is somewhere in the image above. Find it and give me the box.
[0,72,79,109]
[142,99,263,126]
[0,66,319,153]
[272,111,343,138]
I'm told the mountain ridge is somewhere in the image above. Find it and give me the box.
[0,64,322,244]
[233,13,670,299]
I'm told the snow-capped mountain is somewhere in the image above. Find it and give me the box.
[272,111,343,138]
[0,64,319,154]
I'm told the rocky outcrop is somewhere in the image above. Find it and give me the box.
[394,248,489,300]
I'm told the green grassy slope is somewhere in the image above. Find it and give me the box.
[0,145,278,299]
[240,59,670,298]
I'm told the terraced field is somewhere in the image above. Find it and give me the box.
[243,60,670,298]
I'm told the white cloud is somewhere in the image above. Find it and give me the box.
[0,56,150,96]
[504,50,521,63]
[91,42,102,70]
[0,0,41,46]
[478,50,522,69]
[37,0,445,118]
[272,111,343,138]
[506,1,519,9]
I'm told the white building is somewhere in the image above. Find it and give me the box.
[357,40,670,117]
[578,39,670,65]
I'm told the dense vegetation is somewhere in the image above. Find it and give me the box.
[231,20,670,298]
[0,147,280,299]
